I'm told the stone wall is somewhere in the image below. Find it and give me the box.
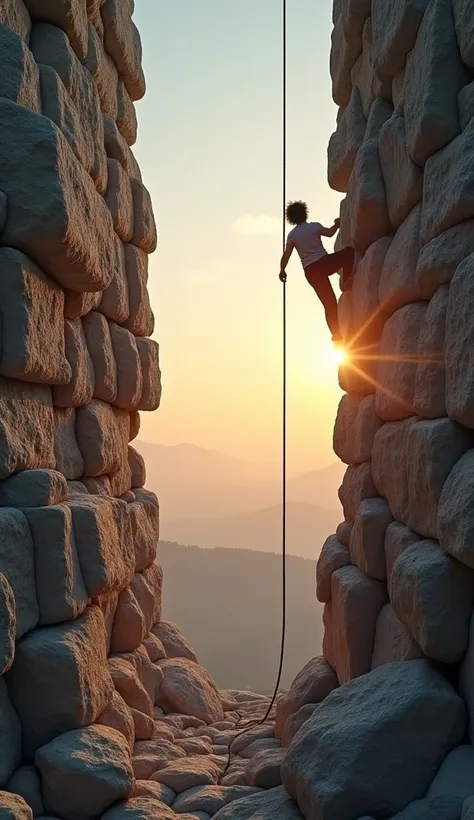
[0,0,164,815]
[321,0,474,706]
[321,0,474,690]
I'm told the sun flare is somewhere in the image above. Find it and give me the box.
[329,345,348,366]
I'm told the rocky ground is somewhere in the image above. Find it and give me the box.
[3,620,474,820]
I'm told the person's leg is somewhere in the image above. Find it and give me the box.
[306,268,341,340]
[311,247,355,291]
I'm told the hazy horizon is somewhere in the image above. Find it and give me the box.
[133,1,343,477]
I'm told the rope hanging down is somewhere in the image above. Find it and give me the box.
[223,0,287,775]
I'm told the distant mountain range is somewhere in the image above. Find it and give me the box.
[159,542,324,692]
[134,441,344,520]
[160,501,340,561]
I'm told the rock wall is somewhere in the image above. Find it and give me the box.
[323,0,474,697]
[0,0,164,815]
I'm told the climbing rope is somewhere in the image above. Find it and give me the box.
[222,0,287,777]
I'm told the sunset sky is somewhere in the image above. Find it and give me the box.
[133,0,343,476]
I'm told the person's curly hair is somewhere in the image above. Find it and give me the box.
[286,201,308,225]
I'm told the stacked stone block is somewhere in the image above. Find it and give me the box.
[0,1,166,817]
[320,0,474,731]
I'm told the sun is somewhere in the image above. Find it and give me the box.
[329,344,348,366]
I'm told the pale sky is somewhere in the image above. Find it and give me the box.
[133,0,343,476]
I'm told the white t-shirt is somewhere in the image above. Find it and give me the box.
[285,222,328,268]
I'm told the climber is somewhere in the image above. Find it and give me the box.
[279,200,355,343]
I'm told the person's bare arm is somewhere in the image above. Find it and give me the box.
[279,245,293,282]
[319,218,340,237]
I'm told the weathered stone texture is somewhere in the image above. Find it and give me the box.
[390,539,474,662]
[7,606,113,757]
[421,118,474,245]
[413,285,449,419]
[351,237,391,344]
[338,462,378,522]
[82,312,118,404]
[439,450,474,569]
[0,377,55,479]
[350,497,393,580]
[378,205,421,317]
[52,319,95,408]
[328,88,366,192]
[416,220,474,299]
[347,138,391,253]
[25,504,89,626]
[375,302,427,421]
[24,0,89,60]
[379,116,423,229]
[329,565,387,684]
[0,24,40,112]
[281,661,465,820]
[371,603,423,668]
[405,418,472,538]
[30,22,106,189]
[445,254,474,428]
[404,0,468,166]
[0,99,116,292]
[316,535,350,603]
[0,0,31,42]
[372,0,430,81]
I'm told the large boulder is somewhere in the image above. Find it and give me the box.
[375,302,427,421]
[405,418,472,538]
[421,118,474,245]
[157,658,224,725]
[206,786,302,820]
[371,0,429,80]
[150,756,220,792]
[35,725,134,820]
[67,495,134,599]
[0,377,55,480]
[378,204,421,317]
[404,0,468,166]
[0,99,116,292]
[379,116,423,228]
[6,606,114,757]
[244,749,285,789]
[281,704,318,749]
[151,621,197,662]
[416,219,474,300]
[316,535,350,603]
[0,248,70,385]
[371,604,423,668]
[24,504,89,626]
[389,539,474,663]
[350,237,391,346]
[327,565,387,684]
[350,497,393,580]
[347,138,391,253]
[281,660,465,820]
[327,88,366,193]
[338,463,378,523]
[274,657,338,739]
